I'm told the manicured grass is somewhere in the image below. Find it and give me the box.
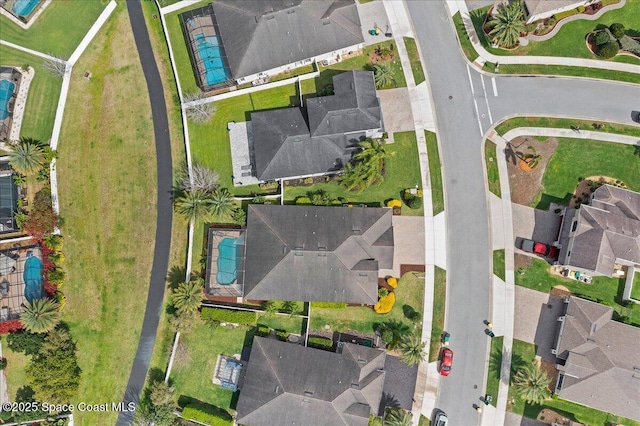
[507,339,640,426]
[283,131,424,216]
[425,131,444,216]
[0,0,106,58]
[310,272,425,334]
[494,116,640,139]
[535,137,640,209]
[269,63,316,82]
[428,266,447,363]
[485,141,501,198]
[170,323,251,413]
[516,258,640,326]
[452,12,479,62]
[3,347,29,401]
[493,250,505,281]
[418,414,431,426]
[496,63,640,84]
[55,5,159,424]
[486,336,503,407]
[256,314,306,335]
[404,37,425,85]
[631,271,640,301]
[0,45,62,142]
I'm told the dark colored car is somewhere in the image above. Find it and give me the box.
[519,239,558,259]
[439,348,453,376]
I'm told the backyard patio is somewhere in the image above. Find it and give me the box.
[0,243,42,321]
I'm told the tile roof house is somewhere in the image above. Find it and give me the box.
[213,0,364,83]
[236,337,386,426]
[557,185,640,277]
[551,296,640,421]
[251,70,384,181]
[242,204,393,304]
[521,0,595,24]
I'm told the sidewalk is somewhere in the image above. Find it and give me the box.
[454,0,640,74]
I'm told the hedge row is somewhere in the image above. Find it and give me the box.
[201,307,257,325]
[256,325,270,337]
[310,302,347,309]
[182,404,233,426]
[276,330,289,341]
[308,336,333,350]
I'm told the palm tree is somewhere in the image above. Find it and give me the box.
[9,137,46,176]
[487,1,526,49]
[384,408,413,426]
[398,334,427,366]
[513,364,552,404]
[373,62,395,89]
[354,138,392,174]
[378,320,411,350]
[174,189,214,222]
[340,139,394,192]
[210,189,235,218]
[20,298,61,333]
[172,280,203,313]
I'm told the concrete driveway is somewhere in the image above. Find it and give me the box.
[356,0,391,45]
[514,286,565,362]
[512,203,562,251]
[380,215,425,277]
[378,88,415,142]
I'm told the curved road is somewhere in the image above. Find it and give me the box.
[405,1,640,424]
[117,1,173,424]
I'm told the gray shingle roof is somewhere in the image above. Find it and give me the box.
[212,0,363,79]
[243,204,393,303]
[236,337,386,426]
[555,297,640,421]
[561,185,640,275]
[250,71,382,181]
[523,0,583,17]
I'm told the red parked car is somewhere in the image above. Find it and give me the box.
[519,239,558,259]
[439,348,453,376]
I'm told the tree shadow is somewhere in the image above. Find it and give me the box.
[377,391,401,416]
[504,143,517,166]
[535,193,571,211]
[167,265,188,289]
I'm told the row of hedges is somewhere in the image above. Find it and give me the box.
[182,404,233,426]
[310,302,347,309]
[308,336,333,350]
[201,307,257,325]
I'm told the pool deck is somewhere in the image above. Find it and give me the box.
[0,244,41,321]
[206,228,244,298]
[0,66,33,146]
[0,0,52,30]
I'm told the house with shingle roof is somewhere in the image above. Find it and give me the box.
[551,296,640,421]
[521,0,595,24]
[241,204,393,304]
[236,337,386,426]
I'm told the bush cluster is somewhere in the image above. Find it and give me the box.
[310,302,346,309]
[256,325,270,337]
[594,30,611,46]
[276,330,289,341]
[386,277,398,289]
[596,41,620,58]
[200,307,257,325]
[182,404,233,426]
[386,199,402,208]
[308,336,334,350]
[609,23,625,39]
[374,292,396,314]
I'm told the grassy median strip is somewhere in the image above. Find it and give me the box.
[495,116,640,138]
[485,335,503,407]
[493,249,505,281]
[428,266,447,363]
[452,12,479,62]
[404,37,426,85]
[425,131,445,215]
[485,140,501,198]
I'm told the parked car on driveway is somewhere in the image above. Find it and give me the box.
[434,411,448,426]
[439,348,453,376]
[519,238,558,259]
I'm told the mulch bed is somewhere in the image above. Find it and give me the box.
[400,264,425,276]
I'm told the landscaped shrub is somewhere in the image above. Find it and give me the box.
[553,8,580,20]
[182,404,233,426]
[44,234,64,251]
[407,196,422,209]
[576,5,585,12]
[23,187,58,240]
[295,196,312,205]
[386,199,402,208]
[620,35,640,56]
[386,277,398,289]
[276,330,289,341]
[594,30,611,46]
[200,307,257,325]
[310,302,347,309]
[7,331,45,355]
[308,336,334,350]
[609,23,625,39]
[407,310,422,323]
[374,292,396,314]
[0,320,23,335]
[258,181,279,191]
[378,287,389,298]
[47,268,65,285]
[596,41,620,58]
[381,329,393,344]
[0,357,6,370]
[256,325,270,337]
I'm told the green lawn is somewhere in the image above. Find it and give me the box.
[631,271,640,300]
[2,347,29,402]
[403,37,425,85]
[486,336,503,407]
[452,12,480,62]
[516,258,640,326]
[256,314,306,335]
[507,339,640,426]
[534,137,640,209]
[0,0,106,58]
[170,323,251,413]
[0,45,62,142]
[283,131,424,216]
[428,266,447,362]
[494,116,640,139]
[425,131,444,216]
[418,414,431,426]
[485,141,501,198]
[493,249,505,281]
[310,272,425,334]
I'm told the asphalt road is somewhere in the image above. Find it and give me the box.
[406,1,640,424]
[116,2,173,424]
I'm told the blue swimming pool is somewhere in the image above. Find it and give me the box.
[23,255,44,303]
[217,237,238,285]
[193,32,230,87]
[12,0,40,17]
[0,80,15,120]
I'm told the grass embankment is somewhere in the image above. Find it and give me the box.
[56,4,158,424]
[485,336,503,407]
[0,0,106,58]
[310,272,425,334]
[493,249,505,281]
[494,116,640,138]
[484,141,501,197]
[425,131,444,215]
[428,266,447,362]
[517,258,639,326]
[0,46,62,141]
[404,37,426,85]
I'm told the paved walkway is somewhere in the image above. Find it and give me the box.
[454,0,640,74]
[117,1,174,424]
[0,39,63,62]
[503,127,640,145]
